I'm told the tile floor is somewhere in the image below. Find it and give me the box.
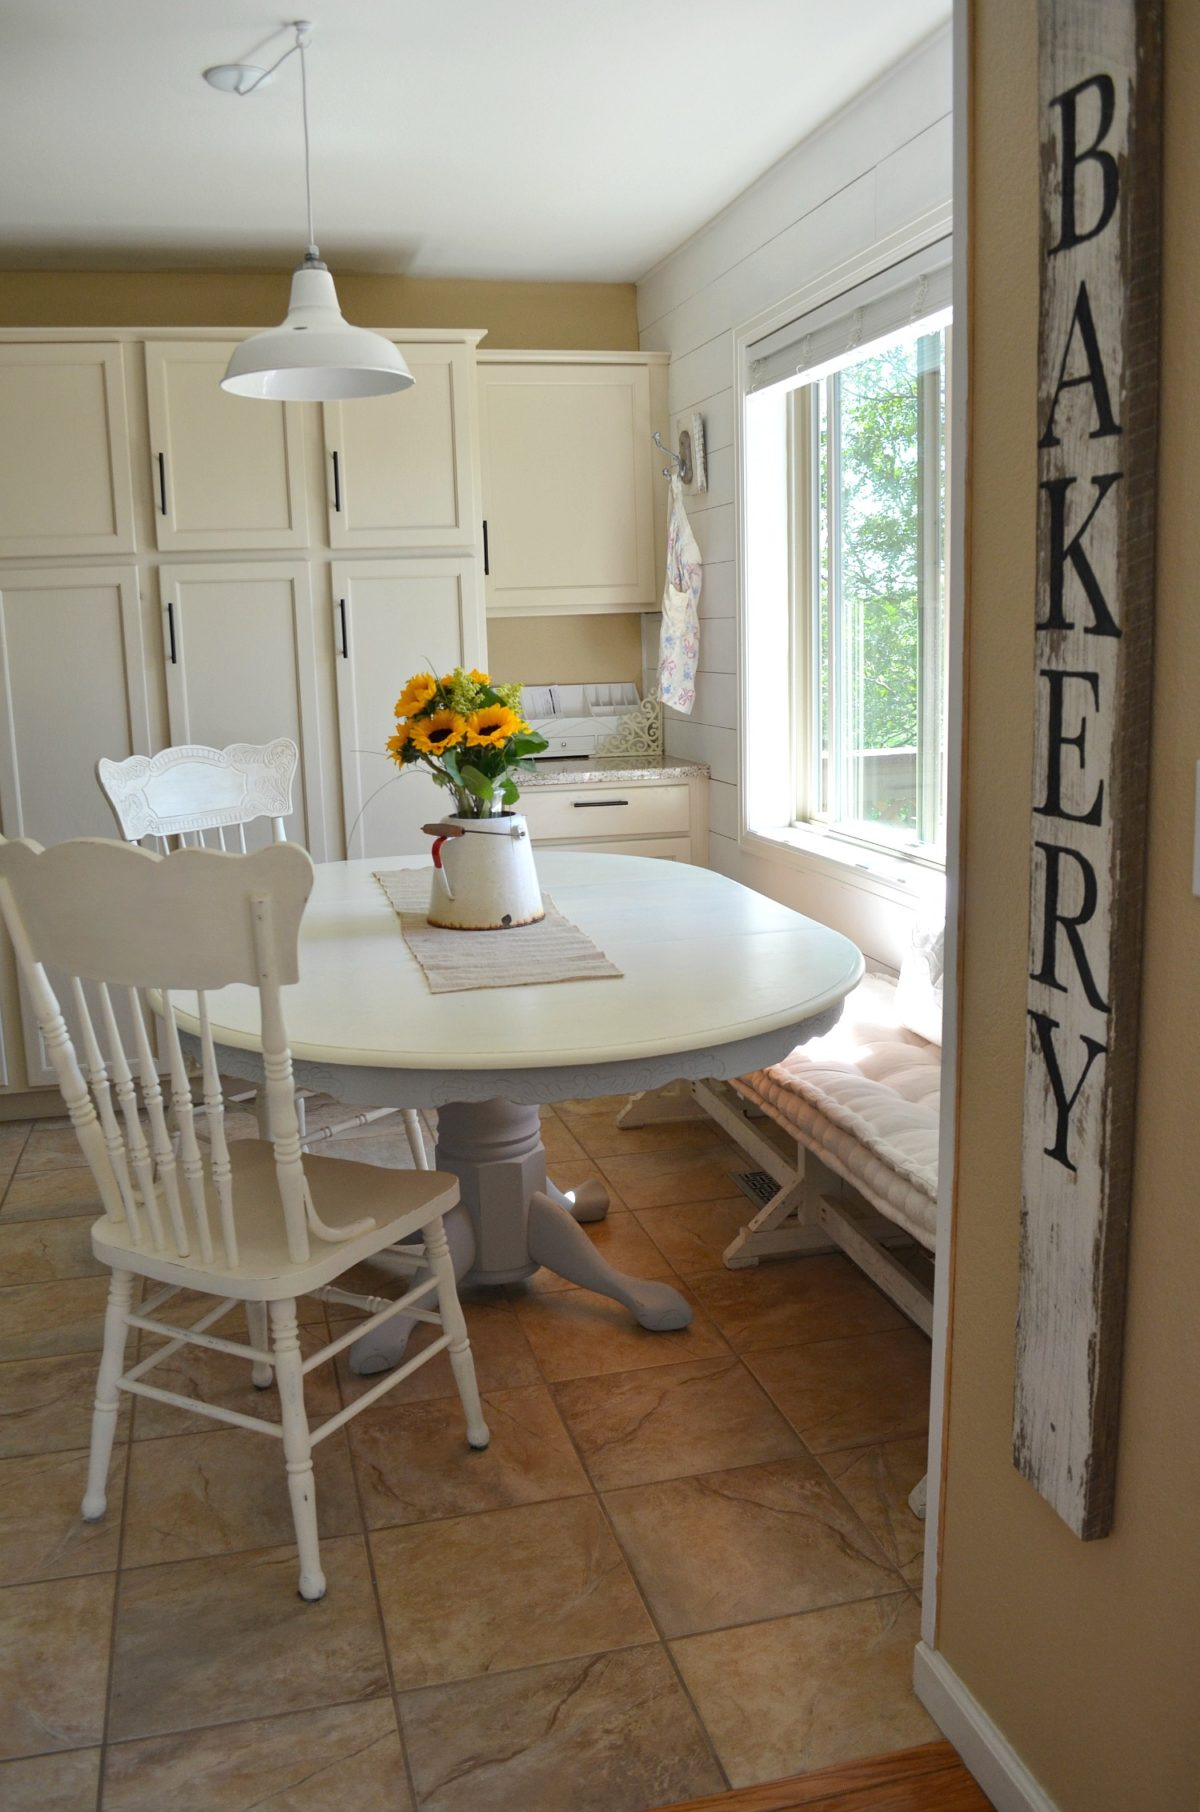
[0,1097,936,1812]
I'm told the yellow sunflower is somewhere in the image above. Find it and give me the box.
[465,705,527,747]
[385,723,412,763]
[409,710,468,754]
[467,668,491,685]
[394,673,437,718]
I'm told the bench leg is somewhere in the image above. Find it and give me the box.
[722,1178,822,1268]
[617,1085,706,1129]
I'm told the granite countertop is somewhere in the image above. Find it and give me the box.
[518,756,709,787]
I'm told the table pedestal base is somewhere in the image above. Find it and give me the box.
[348,1095,692,1374]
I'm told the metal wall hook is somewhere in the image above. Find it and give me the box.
[652,430,692,484]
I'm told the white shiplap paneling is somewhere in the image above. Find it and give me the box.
[637,22,951,966]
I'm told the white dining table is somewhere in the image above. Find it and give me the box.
[193,851,864,1367]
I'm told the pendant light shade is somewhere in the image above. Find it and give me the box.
[211,23,413,404]
[221,259,414,400]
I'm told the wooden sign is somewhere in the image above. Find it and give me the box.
[1014,0,1161,1539]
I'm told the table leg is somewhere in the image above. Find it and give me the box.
[348,1204,475,1376]
[540,1175,610,1224]
[528,1191,693,1330]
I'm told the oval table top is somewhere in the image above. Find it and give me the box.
[195,851,864,1108]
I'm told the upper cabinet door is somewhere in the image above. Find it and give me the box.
[478,360,655,615]
[0,344,135,559]
[158,561,327,855]
[323,342,479,550]
[145,341,310,552]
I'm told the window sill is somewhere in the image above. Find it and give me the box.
[741,821,946,909]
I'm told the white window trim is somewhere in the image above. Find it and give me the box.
[733,201,953,905]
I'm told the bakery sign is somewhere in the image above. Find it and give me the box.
[1014,0,1161,1540]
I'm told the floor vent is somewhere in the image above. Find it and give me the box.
[731,1169,780,1208]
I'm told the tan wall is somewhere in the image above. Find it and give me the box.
[936,4,1200,1808]
[0,269,638,349]
[486,614,644,687]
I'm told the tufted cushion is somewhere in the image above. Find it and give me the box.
[734,971,941,1249]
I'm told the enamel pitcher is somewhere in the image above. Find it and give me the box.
[423,815,544,930]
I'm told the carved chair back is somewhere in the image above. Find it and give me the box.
[0,836,318,1269]
[96,739,299,852]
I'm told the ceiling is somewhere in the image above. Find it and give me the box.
[0,1,950,282]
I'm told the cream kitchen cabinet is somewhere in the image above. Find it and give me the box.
[157,562,327,852]
[323,340,481,551]
[333,557,487,859]
[0,344,136,559]
[477,352,663,616]
[145,341,310,551]
[519,768,708,864]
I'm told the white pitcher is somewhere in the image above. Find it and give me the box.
[424,814,544,930]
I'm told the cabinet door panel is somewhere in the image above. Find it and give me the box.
[324,344,478,549]
[0,566,150,844]
[479,362,655,614]
[159,562,326,853]
[333,558,486,858]
[0,345,135,557]
[146,342,309,551]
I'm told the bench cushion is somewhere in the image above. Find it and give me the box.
[734,973,940,1249]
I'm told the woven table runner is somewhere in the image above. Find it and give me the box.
[374,869,623,994]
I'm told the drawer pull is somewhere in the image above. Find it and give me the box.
[572,798,629,808]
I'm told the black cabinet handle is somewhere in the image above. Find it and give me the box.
[482,518,489,575]
[157,452,168,516]
[338,598,348,659]
[332,450,342,513]
[573,798,629,808]
[166,600,177,664]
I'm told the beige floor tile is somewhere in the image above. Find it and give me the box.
[0,1745,101,1811]
[0,1276,114,1363]
[687,1255,907,1353]
[512,1211,680,1297]
[671,1595,937,1786]
[1,1165,104,1222]
[400,1644,724,1812]
[351,1383,589,1528]
[333,1299,540,1406]
[558,1105,728,1161]
[818,1436,929,1584]
[0,1351,129,1459]
[538,1115,589,1163]
[0,1125,30,1199]
[555,1356,803,1490]
[109,1537,388,1742]
[635,1199,759,1275]
[102,1698,411,1811]
[12,1123,88,1176]
[746,1326,932,1452]
[551,1094,638,1118]
[0,1572,115,1759]
[0,1446,125,1586]
[131,1323,339,1441]
[123,1426,361,1567]
[595,1145,745,1211]
[373,1494,655,1690]
[603,1456,899,1638]
[0,1215,103,1287]
[512,1282,730,1383]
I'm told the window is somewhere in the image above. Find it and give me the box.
[742,245,951,870]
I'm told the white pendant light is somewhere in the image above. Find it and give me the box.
[209,22,413,402]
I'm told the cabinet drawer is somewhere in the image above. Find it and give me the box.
[522,784,689,843]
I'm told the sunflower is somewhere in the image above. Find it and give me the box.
[465,704,527,747]
[394,673,437,718]
[467,668,491,685]
[385,723,412,764]
[409,709,468,754]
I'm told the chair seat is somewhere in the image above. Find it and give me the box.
[91,1140,460,1301]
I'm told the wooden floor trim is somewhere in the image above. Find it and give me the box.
[657,1740,994,1812]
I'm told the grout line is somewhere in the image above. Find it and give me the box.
[95,1372,137,1811]
[0,1120,36,1215]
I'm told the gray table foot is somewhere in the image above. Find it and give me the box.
[528,1191,693,1331]
[543,1176,610,1224]
[349,1203,476,1376]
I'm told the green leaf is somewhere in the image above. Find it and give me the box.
[500,778,520,806]
[459,764,494,801]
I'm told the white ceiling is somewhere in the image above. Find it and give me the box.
[1,0,950,282]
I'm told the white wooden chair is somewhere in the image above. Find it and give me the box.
[96,740,431,1169]
[0,834,489,1601]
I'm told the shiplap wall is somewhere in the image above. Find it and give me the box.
[637,26,952,966]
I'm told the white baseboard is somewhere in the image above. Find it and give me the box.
[914,1642,1061,1812]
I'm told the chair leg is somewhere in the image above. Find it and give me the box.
[425,1214,489,1450]
[245,1302,273,1389]
[82,1268,134,1521]
[269,1298,325,1601]
[402,1108,431,1170]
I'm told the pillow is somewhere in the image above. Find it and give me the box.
[895,913,945,1047]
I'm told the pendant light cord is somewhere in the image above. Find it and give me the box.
[297,30,318,260]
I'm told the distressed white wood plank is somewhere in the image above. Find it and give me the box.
[1016,0,1162,1541]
